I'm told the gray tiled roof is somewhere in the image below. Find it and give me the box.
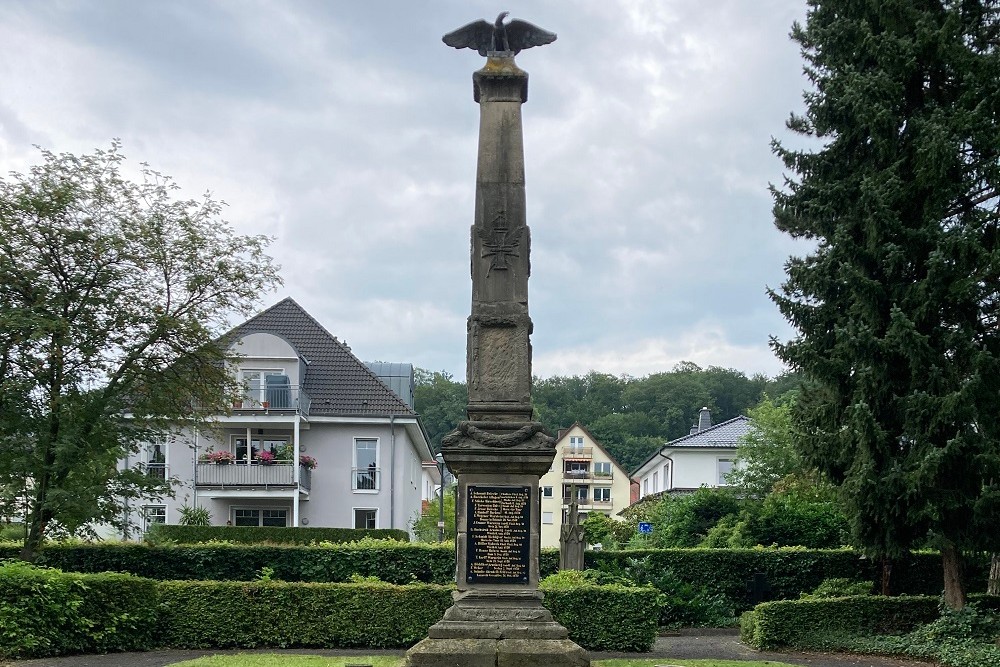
[228,298,416,417]
[665,415,750,448]
[630,415,751,476]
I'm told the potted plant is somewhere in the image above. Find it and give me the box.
[256,450,276,465]
[299,454,318,470]
[205,450,236,465]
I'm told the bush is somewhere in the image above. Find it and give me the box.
[802,577,874,598]
[0,540,454,583]
[158,579,453,649]
[540,571,660,651]
[0,561,159,658]
[742,595,1000,667]
[146,524,408,545]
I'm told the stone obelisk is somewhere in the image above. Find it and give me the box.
[404,14,588,667]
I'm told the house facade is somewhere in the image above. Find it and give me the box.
[538,424,632,548]
[630,407,750,502]
[125,298,434,536]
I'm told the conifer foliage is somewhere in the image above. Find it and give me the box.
[770,1,1000,608]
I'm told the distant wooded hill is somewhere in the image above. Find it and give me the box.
[414,364,800,472]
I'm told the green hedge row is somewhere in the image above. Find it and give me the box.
[2,543,987,610]
[0,563,658,657]
[0,561,159,658]
[0,542,456,584]
[146,524,409,545]
[540,581,660,651]
[740,594,1000,650]
[159,580,453,649]
[587,548,991,611]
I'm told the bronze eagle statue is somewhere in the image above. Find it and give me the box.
[443,12,556,56]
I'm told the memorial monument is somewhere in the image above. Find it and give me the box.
[403,12,589,667]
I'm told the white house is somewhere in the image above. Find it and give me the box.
[630,407,750,501]
[123,297,435,536]
[538,424,632,548]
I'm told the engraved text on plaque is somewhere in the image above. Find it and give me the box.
[466,485,531,584]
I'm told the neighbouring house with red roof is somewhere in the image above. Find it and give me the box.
[122,297,435,536]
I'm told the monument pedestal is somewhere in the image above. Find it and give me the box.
[403,425,589,667]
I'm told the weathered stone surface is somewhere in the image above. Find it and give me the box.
[404,638,499,667]
[497,638,590,667]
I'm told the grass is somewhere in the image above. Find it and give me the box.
[170,655,802,667]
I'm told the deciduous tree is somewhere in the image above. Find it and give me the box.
[0,143,280,560]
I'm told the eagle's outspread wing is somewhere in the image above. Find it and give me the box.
[504,20,557,55]
[442,19,494,57]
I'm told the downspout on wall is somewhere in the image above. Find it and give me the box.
[389,414,396,528]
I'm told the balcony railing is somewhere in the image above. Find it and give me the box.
[593,469,614,480]
[562,446,593,459]
[144,463,168,480]
[352,467,381,491]
[233,385,311,415]
[591,497,613,506]
[563,469,592,480]
[196,463,310,490]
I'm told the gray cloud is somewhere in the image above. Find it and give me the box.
[0,0,811,379]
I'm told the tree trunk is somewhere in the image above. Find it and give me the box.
[941,543,966,609]
[989,553,1000,596]
[19,507,50,563]
[880,556,893,595]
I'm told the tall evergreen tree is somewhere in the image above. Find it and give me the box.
[770,0,1000,608]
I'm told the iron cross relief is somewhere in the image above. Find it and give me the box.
[479,210,524,276]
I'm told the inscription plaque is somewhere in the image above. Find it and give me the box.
[466,485,531,584]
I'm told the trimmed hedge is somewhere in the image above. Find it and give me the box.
[0,561,159,658]
[740,593,1000,650]
[587,548,991,611]
[146,524,409,545]
[159,580,453,649]
[0,541,456,584]
[540,581,660,651]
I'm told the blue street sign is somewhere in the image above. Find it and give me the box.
[638,522,653,534]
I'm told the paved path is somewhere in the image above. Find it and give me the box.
[7,630,935,667]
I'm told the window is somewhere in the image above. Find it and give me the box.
[233,507,288,527]
[643,478,649,496]
[563,484,588,502]
[143,505,166,532]
[542,486,553,498]
[146,441,167,480]
[568,436,584,449]
[240,369,283,407]
[542,512,553,524]
[232,435,289,464]
[652,471,658,492]
[564,461,589,478]
[593,461,612,478]
[593,487,611,503]
[354,508,377,529]
[718,458,734,486]
[353,439,379,491]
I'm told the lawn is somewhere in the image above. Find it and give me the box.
[171,655,800,667]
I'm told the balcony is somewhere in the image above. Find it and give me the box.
[562,446,592,459]
[195,463,310,491]
[593,470,614,480]
[232,384,311,416]
[591,497,613,506]
[563,469,592,481]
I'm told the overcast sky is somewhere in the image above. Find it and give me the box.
[1,0,816,380]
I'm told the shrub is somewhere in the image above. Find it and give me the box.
[802,577,874,598]
[540,571,660,651]
[145,524,408,545]
[158,579,453,649]
[0,561,159,658]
